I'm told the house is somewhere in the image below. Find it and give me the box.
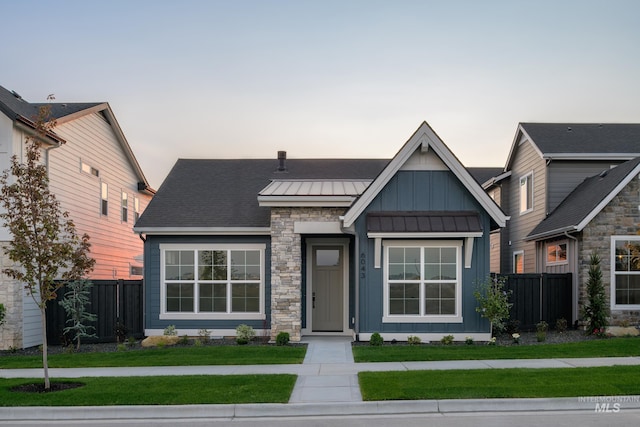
[0,86,154,349]
[482,123,640,325]
[134,122,507,342]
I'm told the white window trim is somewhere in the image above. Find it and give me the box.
[610,236,640,310]
[121,190,128,223]
[519,172,534,215]
[159,243,266,320]
[513,250,524,273]
[382,240,463,324]
[546,241,568,266]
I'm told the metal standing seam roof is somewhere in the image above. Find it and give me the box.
[259,179,372,197]
[367,211,483,234]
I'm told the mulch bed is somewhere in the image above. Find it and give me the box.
[11,382,85,393]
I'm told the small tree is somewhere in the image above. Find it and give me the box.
[59,280,97,350]
[474,275,513,336]
[582,252,609,335]
[0,302,5,327]
[0,105,95,389]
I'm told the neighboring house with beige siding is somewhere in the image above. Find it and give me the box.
[0,85,154,349]
[481,123,640,325]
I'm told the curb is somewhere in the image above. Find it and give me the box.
[2,397,640,421]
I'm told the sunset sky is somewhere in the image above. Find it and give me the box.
[2,0,639,188]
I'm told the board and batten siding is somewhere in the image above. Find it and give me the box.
[507,137,546,273]
[354,170,492,336]
[47,112,151,280]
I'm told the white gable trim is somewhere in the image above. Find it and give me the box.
[342,122,508,228]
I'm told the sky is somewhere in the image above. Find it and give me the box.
[2,0,639,189]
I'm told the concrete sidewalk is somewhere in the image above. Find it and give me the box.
[2,337,640,421]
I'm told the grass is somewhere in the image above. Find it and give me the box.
[353,337,640,363]
[0,374,296,406]
[359,366,640,400]
[0,345,307,369]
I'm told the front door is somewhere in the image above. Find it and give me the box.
[311,246,344,332]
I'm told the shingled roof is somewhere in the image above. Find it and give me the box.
[134,158,389,230]
[527,156,640,240]
[520,123,640,156]
[0,85,101,122]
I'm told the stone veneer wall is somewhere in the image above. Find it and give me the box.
[269,207,347,341]
[579,173,640,326]
[0,242,24,350]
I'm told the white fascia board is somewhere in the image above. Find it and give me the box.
[543,153,639,161]
[505,125,543,171]
[368,232,483,239]
[524,226,577,242]
[257,196,355,207]
[575,165,640,232]
[133,227,271,235]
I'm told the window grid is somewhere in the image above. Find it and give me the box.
[164,248,262,314]
[546,242,567,264]
[519,173,533,213]
[121,191,128,222]
[613,238,640,306]
[101,182,108,216]
[387,245,458,317]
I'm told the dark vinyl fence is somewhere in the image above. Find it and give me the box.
[46,280,143,345]
[500,273,572,331]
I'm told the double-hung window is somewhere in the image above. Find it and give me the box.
[161,244,265,320]
[383,240,462,323]
[519,172,533,214]
[611,237,640,308]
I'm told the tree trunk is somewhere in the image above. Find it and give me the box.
[40,306,50,390]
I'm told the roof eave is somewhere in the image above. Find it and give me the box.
[133,227,271,235]
[525,226,578,242]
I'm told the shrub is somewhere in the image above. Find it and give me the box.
[0,303,6,327]
[582,252,609,335]
[536,331,547,342]
[194,339,203,347]
[465,336,474,345]
[179,335,190,345]
[536,320,549,333]
[116,343,127,352]
[163,325,177,336]
[407,335,421,345]
[114,322,128,343]
[276,331,290,346]
[556,318,568,333]
[369,332,383,346]
[236,324,255,345]
[440,335,454,345]
[198,328,211,344]
[474,276,513,335]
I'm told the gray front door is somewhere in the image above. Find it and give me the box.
[312,246,343,332]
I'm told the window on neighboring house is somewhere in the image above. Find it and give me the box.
[161,244,265,319]
[101,182,108,216]
[513,251,524,273]
[383,241,462,323]
[81,161,99,177]
[612,237,640,307]
[519,173,533,213]
[546,242,568,265]
[134,197,140,222]
[130,265,143,276]
[121,191,128,222]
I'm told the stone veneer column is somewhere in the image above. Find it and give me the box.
[0,242,24,350]
[270,208,302,341]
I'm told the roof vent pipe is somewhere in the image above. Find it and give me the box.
[277,151,287,171]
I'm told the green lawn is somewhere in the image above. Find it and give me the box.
[0,345,307,369]
[0,374,296,406]
[353,337,640,362]
[359,366,640,400]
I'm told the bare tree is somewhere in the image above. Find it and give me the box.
[0,105,95,389]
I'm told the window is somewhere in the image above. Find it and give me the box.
[383,241,462,323]
[130,265,143,276]
[612,237,640,308]
[546,242,567,265]
[519,173,533,213]
[513,251,524,273]
[81,161,99,177]
[160,244,265,319]
[121,191,128,222]
[134,197,140,222]
[101,182,108,216]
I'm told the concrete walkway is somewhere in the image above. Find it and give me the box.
[2,337,640,421]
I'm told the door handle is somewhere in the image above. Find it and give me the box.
[312,292,316,309]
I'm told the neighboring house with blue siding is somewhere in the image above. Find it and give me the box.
[134,122,507,342]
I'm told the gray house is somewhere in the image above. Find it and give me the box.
[483,123,640,325]
[134,122,507,342]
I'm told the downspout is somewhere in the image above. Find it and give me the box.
[340,219,359,341]
[564,231,579,327]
